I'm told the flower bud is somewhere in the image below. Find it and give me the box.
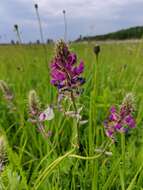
[93,45,100,55]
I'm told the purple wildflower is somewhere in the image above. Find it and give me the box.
[50,40,85,95]
[104,93,136,142]
[50,41,85,150]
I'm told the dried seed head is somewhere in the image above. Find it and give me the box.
[0,80,13,101]
[28,90,41,116]
[93,45,100,55]
[14,24,18,31]
[63,10,66,14]
[34,4,38,9]
[0,135,7,172]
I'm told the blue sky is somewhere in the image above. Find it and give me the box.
[0,0,143,43]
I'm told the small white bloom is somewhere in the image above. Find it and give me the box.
[65,111,82,120]
[39,106,54,121]
[79,120,88,125]
[77,107,83,114]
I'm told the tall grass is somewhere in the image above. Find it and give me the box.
[0,41,143,189]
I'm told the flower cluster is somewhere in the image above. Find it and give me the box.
[104,93,136,142]
[50,40,85,97]
[28,90,54,138]
[50,40,86,150]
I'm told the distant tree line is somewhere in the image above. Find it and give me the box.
[75,26,143,42]
[10,38,54,45]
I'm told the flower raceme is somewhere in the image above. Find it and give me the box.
[104,93,136,142]
[50,40,85,95]
[28,90,54,138]
[50,40,86,150]
[28,90,54,122]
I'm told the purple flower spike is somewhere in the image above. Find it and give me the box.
[104,93,136,142]
[50,40,85,95]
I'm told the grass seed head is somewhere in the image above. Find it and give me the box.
[63,10,66,14]
[28,90,41,116]
[34,4,38,9]
[93,44,100,55]
[0,80,13,101]
[14,24,18,31]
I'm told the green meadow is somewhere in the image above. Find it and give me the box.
[0,41,143,189]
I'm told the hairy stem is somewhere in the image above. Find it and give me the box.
[70,90,82,152]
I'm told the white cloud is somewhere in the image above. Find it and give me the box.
[0,0,143,42]
[18,0,143,20]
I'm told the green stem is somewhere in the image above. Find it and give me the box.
[36,116,48,138]
[91,54,100,190]
[34,149,75,189]
[69,153,101,160]
[35,6,48,68]
[63,12,67,42]
[15,29,22,44]
[89,53,99,154]
[70,91,81,151]
[120,133,125,190]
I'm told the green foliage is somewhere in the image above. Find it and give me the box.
[77,26,143,41]
[0,43,143,189]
